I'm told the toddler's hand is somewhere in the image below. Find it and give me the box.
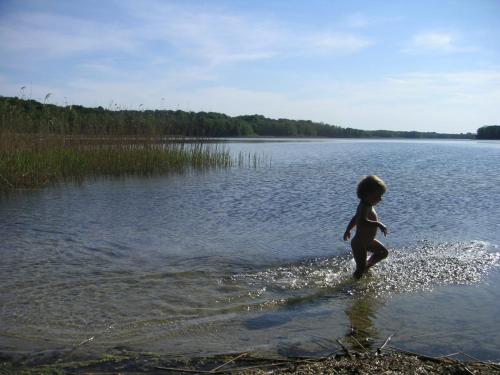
[379,223,388,236]
[343,231,351,241]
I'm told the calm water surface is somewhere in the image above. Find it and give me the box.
[1,139,499,361]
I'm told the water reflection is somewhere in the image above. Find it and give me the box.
[345,291,381,351]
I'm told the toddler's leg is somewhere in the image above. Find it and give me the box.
[366,239,388,269]
[351,243,367,279]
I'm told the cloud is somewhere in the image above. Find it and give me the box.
[120,2,374,67]
[0,11,136,59]
[413,32,455,50]
[403,31,475,54]
[343,12,370,28]
[342,12,400,29]
[321,70,500,132]
[136,7,282,66]
[0,1,373,71]
[306,32,373,54]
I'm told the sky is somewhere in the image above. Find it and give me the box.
[1,0,499,133]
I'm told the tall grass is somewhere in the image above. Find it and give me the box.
[0,133,237,191]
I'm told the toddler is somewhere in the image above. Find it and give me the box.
[343,175,388,279]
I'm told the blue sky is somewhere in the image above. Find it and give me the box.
[1,0,499,133]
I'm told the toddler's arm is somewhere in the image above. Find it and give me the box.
[343,214,357,241]
[359,202,387,236]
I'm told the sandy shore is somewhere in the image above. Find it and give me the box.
[2,347,500,374]
[242,351,500,374]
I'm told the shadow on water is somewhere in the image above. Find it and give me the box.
[244,313,292,330]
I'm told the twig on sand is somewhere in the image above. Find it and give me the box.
[458,351,483,362]
[457,352,500,371]
[349,335,369,353]
[220,357,339,374]
[336,338,352,359]
[387,346,444,363]
[155,366,214,373]
[219,361,294,373]
[376,333,394,355]
[155,355,304,374]
[0,173,14,188]
[70,323,116,353]
[209,352,248,372]
[311,334,339,347]
[438,352,461,359]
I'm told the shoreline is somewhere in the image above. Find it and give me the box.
[2,345,499,374]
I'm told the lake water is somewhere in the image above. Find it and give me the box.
[1,139,500,362]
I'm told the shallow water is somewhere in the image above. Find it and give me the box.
[1,139,499,361]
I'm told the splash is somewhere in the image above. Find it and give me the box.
[235,241,500,302]
[366,240,500,296]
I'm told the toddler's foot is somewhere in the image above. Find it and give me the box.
[353,269,364,279]
[366,259,375,269]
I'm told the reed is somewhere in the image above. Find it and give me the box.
[0,133,237,191]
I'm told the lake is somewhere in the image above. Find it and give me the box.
[1,139,499,362]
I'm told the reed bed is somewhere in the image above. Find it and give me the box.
[0,132,237,191]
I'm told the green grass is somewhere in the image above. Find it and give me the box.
[0,133,235,191]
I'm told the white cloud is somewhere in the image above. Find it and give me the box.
[414,32,455,50]
[121,2,374,67]
[0,12,136,59]
[0,2,373,70]
[307,33,373,54]
[403,31,474,54]
[342,12,400,29]
[146,11,281,65]
[343,13,370,28]
[320,70,500,132]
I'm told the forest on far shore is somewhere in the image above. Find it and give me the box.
[476,125,500,140]
[0,96,477,139]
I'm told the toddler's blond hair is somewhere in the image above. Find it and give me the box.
[357,175,387,200]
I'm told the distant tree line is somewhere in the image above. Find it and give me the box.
[476,125,500,140]
[0,96,474,139]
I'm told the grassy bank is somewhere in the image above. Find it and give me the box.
[0,133,234,191]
